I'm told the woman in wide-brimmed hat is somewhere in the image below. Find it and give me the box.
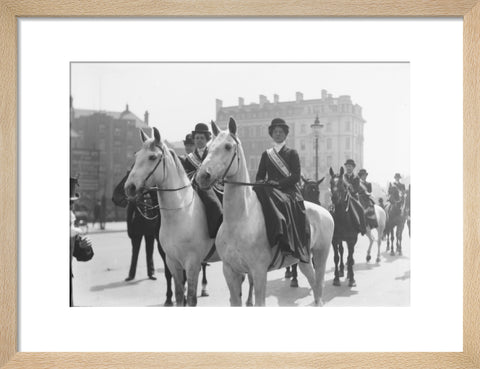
[254,118,310,263]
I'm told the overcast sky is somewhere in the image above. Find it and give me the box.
[71,62,409,186]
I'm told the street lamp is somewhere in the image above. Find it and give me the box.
[311,114,324,181]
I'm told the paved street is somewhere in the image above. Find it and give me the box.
[73,222,410,307]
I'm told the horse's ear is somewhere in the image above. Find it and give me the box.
[318,177,325,185]
[228,117,237,135]
[153,127,161,145]
[301,174,307,183]
[211,120,220,137]
[339,167,344,176]
[140,129,149,143]
[329,167,334,177]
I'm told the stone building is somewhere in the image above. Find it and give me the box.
[70,97,152,221]
[215,90,365,205]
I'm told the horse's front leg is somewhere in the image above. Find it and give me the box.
[223,262,243,306]
[290,264,299,287]
[185,262,202,307]
[390,229,395,256]
[200,263,209,297]
[252,268,268,307]
[332,242,341,286]
[157,239,173,306]
[339,242,345,277]
[347,238,357,287]
[366,228,373,262]
[246,273,254,306]
[166,257,185,307]
[396,224,404,256]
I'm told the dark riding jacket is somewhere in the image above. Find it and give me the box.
[343,173,361,199]
[256,146,303,201]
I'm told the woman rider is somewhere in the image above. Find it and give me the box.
[254,118,310,263]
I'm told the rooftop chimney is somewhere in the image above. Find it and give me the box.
[321,89,327,99]
[216,99,223,113]
[296,91,303,102]
[274,94,279,104]
[144,110,149,125]
[238,97,244,107]
[125,104,129,112]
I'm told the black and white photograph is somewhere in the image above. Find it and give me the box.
[70,62,410,307]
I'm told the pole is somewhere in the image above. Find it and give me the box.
[315,136,319,181]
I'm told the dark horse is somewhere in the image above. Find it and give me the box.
[329,167,361,287]
[284,176,326,287]
[384,183,407,255]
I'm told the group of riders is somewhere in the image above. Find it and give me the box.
[109,117,409,281]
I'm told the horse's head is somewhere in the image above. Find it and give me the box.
[329,167,347,205]
[124,127,166,200]
[301,175,324,205]
[196,117,241,190]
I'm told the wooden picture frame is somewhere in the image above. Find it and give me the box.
[1,1,478,368]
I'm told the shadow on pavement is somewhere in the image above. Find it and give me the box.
[265,277,312,306]
[395,270,410,281]
[322,278,359,304]
[90,277,150,292]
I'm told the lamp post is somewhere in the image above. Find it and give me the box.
[311,114,324,181]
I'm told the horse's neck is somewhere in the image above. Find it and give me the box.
[223,148,255,223]
[156,155,193,210]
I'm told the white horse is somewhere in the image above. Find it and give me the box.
[196,118,334,306]
[124,127,221,306]
[365,205,387,263]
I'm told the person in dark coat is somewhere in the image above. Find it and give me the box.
[179,133,195,167]
[358,168,378,228]
[253,118,310,263]
[125,191,159,281]
[342,159,367,235]
[392,173,406,196]
[182,123,223,238]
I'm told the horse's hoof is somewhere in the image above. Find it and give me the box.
[290,279,299,288]
[246,301,253,307]
[398,251,403,256]
[366,255,371,262]
[348,279,357,287]
[376,257,381,263]
[333,278,341,286]
[201,290,209,297]
[339,269,344,278]
[164,300,174,307]
[285,271,292,279]
[390,251,395,256]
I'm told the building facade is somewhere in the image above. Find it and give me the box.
[215,90,365,205]
[70,98,152,221]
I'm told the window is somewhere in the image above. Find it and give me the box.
[326,122,332,132]
[331,105,337,112]
[327,155,332,167]
[327,138,332,150]
[301,124,306,134]
[345,120,351,132]
[300,139,305,151]
[345,137,351,150]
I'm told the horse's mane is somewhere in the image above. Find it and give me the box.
[161,141,190,182]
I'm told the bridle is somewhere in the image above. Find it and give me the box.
[218,134,241,185]
[217,134,275,188]
[136,143,193,210]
